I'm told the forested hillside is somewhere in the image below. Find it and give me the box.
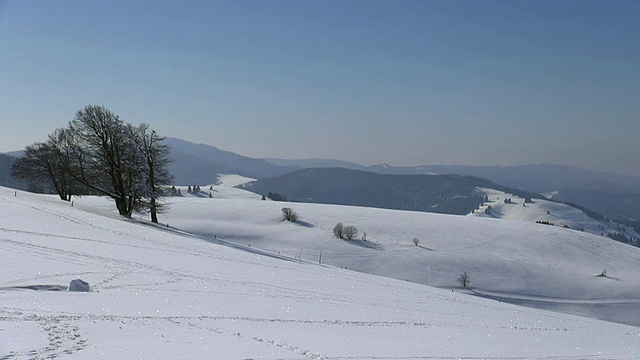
[241,167,542,215]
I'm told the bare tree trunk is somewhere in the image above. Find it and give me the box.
[150,198,158,223]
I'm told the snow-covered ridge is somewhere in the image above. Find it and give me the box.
[1,186,639,358]
[472,188,640,244]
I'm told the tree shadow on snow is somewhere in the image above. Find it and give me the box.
[342,239,384,250]
[294,220,315,228]
[191,191,210,198]
[0,284,67,291]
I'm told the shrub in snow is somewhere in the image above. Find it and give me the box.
[333,222,344,239]
[413,237,420,246]
[343,225,358,240]
[69,279,90,292]
[597,269,607,277]
[281,207,299,222]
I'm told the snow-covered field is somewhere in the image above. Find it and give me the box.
[139,181,640,328]
[1,184,640,359]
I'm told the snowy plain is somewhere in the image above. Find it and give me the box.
[1,182,639,359]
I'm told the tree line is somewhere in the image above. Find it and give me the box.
[11,105,173,223]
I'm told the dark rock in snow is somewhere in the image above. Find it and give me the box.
[69,279,90,292]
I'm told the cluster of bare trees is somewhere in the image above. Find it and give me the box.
[333,222,358,240]
[281,207,299,222]
[11,105,173,223]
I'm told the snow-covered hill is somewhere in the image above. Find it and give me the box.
[471,188,640,245]
[126,181,640,329]
[2,186,640,358]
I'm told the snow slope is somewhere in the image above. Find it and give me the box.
[471,188,640,243]
[2,186,640,359]
[216,174,256,188]
[125,184,640,328]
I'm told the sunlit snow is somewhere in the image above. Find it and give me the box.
[1,185,639,359]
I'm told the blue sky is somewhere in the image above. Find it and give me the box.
[1,1,639,176]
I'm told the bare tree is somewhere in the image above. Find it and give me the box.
[343,225,358,240]
[63,105,144,217]
[11,141,71,200]
[11,127,85,201]
[129,123,173,223]
[413,237,420,246]
[281,207,299,222]
[14,105,172,220]
[333,222,344,239]
[458,272,470,288]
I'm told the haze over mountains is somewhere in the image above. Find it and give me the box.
[3,137,640,225]
[3,139,640,358]
[163,138,640,223]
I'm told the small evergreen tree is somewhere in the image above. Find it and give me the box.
[267,192,288,201]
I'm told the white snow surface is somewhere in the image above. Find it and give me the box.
[216,174,256,188]
[152,185,640,327]
[1,186,640,359]
[471,188,640,241]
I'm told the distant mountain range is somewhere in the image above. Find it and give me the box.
[3,137,639,223]
[265,158,640,195]
[0,153,27,190]
[164,138,640,221]
[164,137,297,184]
[240,167,542,216]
